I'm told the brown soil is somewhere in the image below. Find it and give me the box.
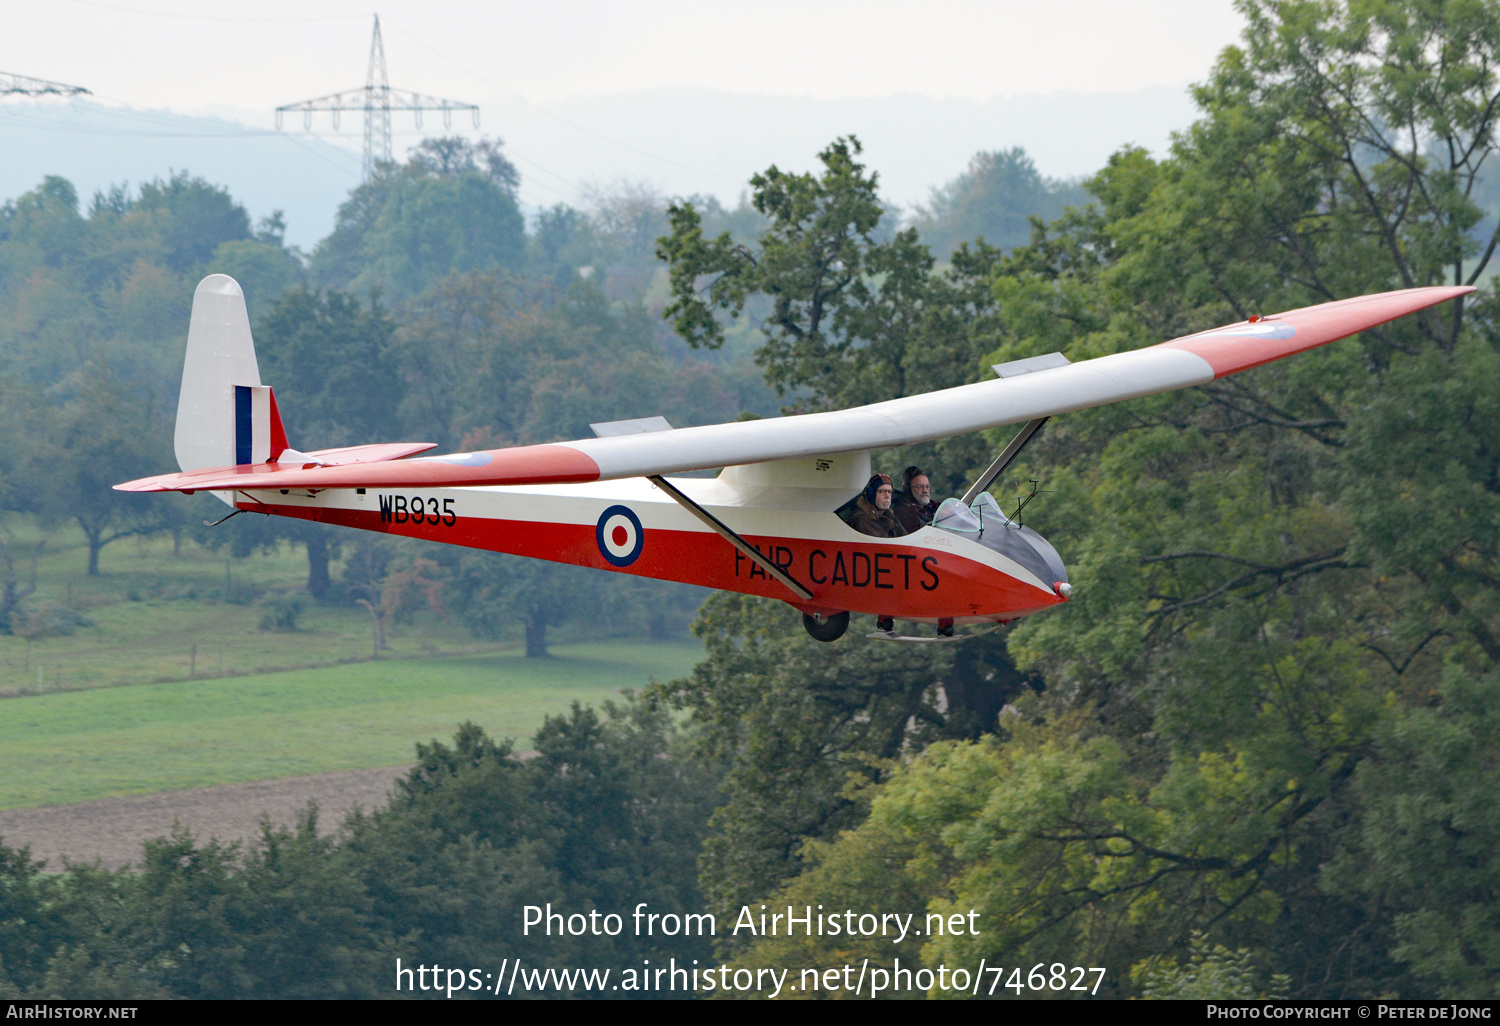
[0,765,415,870]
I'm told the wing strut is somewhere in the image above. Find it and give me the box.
[961,417,1048,505]
[647,475,814,601]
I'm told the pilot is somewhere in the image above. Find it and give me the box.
[850,474,907,538]
[893,465,938,533]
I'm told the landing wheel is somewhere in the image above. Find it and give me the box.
[876,616,896,634]
[802,611,850,642]
[937,618,955,638]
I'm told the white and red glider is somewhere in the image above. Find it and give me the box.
[117,275,1470,641]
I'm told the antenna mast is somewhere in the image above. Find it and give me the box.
[0,71,89,97]
[276,14,479,181]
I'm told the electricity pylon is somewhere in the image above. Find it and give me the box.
[276,14,479,180]
[0,72,89,97]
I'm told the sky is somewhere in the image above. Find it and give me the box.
[8,1,1245,106]
[0,0,1248,244]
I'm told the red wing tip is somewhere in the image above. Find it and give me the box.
[1163,285,1478,379]
[1371,284,1475,303]
[1307,284,1474,311]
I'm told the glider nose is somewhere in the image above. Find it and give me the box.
[1008,523,1068,595]
[932,495,1069,596]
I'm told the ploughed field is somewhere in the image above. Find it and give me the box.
[0,765,412,870]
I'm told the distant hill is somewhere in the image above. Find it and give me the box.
[0,100,360,249]
[0,87,1202,250]
[487,85,1201,211]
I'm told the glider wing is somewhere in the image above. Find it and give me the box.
[116,284,1472,494]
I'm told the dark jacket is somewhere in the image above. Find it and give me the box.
[849,495,907,538]
[892,491,938,534]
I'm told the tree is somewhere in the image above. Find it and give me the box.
[0,703,718,998]
[0,840,69,995]
[655,593,1041,922]
[47,372,175,576]
[204,236,302,323]
[0,173,294,400]
[255,286,401,448]
[309,136,525,300]
[128,172,252,274]
[958,9,1500,996]
[353,555,445,655]
[452,551,612,658]
[657,135,1009,484]
[912,147,1087,258]
[529,202,594,288]
[1336,666,1500,997]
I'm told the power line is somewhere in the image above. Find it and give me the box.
[383,18,740,185]
[60,0,364,25]
[276,14,478,180]
[1,71,89,98]
[0,97,362,179]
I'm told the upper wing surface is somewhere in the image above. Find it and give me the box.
[116,285,1472,494]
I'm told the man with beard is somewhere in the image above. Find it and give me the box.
[893,465,938,533]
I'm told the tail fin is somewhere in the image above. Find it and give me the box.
[174,275,289,479]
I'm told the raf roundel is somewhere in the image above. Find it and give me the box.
[596,505,644,567]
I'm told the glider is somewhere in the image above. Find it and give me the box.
[118,275,1471,642]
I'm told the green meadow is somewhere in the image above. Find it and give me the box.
[0,528,515,696]
[0,526,704,808]
[0,642,702,809]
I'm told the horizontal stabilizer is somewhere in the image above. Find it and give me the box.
[115,442,440,493]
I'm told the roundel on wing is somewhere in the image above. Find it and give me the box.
[596,505,644,567]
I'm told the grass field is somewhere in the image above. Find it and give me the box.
[0,527,521,696]
[0,642,702,809]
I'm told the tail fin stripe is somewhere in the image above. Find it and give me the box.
[234,385,253,465]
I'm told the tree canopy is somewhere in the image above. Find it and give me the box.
[912,146,1087,258]
[651,0,1500,998]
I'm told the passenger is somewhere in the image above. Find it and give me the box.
[849,474,907,538]
[893,465,938,533]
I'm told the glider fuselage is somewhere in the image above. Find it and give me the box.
[238,465,1066,625]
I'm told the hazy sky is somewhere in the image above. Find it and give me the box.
[8,0,1244,109]
[1,1,1249,242]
